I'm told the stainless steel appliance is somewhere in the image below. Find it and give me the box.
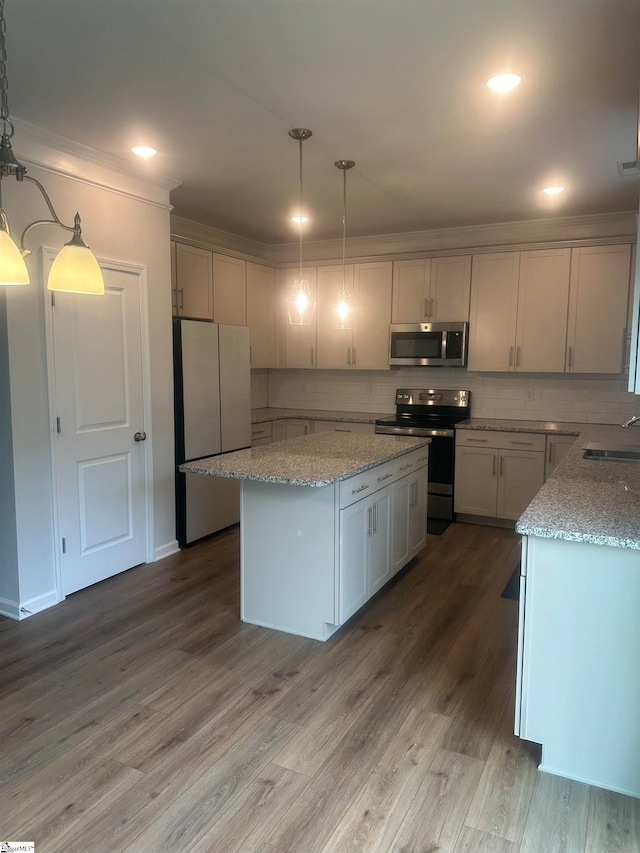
[389,322,468,367]
[375,388,471,520]
[173,318,251,546]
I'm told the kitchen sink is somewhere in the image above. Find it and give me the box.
[582,443,640,462]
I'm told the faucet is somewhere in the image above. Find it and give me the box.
[621,415,640,428]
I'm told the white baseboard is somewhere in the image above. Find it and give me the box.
[153,539,180,561]
[0,589,59,621]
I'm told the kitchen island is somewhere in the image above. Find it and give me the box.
[514,423,640,798]
[181,432,430,640]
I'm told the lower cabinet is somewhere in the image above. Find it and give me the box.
[455,431,545,521]
[286,419,311,439]
[392,471,427,573]
[545,435,576,479]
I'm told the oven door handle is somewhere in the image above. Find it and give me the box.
[375,425,454,438]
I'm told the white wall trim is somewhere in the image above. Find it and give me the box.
[154,539,180,561]
[0,588,60,621]
[13,117,180,211]
[171,215,273,262]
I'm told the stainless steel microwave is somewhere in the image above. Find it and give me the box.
[389,322,468,367]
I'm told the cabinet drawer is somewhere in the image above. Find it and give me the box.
[252,436,272,447]
[340,468,380,509]
[312,420,375,435]
[251,422,272,442]
[456,430,545,452]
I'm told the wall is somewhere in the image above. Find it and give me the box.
[263,368,640,425]
[0,123,179,618]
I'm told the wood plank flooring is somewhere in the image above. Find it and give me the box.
[1,521,638,852]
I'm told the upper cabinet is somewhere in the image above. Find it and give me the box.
[174,242,214,320]
[468,247,608,373]
[246,262,277,368]
[316,261,392,370]
[566,245,631,374]
[392,255,471,323]
[213,253,246,326]
[280,266,318,368]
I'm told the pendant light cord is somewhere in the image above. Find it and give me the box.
[298,137,303,284]
[341,167,347,291]
[0,0,9,125]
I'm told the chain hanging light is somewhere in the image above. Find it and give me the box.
[334,159,355,329]
[286,128,314,325]
[0,0,104,294]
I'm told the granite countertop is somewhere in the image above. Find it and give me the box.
[516,423,640,550]
[457,417,582,435]
[251,407,388,425]
[180,432,430,487]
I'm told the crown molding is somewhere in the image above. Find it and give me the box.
[264,211,638,264]
[11,117,181,210]
[170,215,273,262]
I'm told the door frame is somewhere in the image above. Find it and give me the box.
[42,248,155,602]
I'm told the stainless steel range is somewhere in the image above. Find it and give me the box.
[375,388,471,521]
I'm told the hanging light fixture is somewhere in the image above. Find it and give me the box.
[334,159,355,329]
[0,0,104,295]
[287,128,314,325]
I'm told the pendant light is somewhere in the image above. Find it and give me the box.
[0,0,104,295]
[287,128,315,325]
[334,159,355,329]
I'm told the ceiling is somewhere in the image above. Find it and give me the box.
[5,0,640,245]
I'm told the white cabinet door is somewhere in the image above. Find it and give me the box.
[353,261,393,370]
[496,449,545,521]
[468,252,520,371]
[339,498,370,622]
[369,487,392,595]
[408,468,428,559]
[391,475,411,574]
[175,243,213,320]
[454,445,498,516]
[282,267,318,368]
[392,259,430,322]
[286,420,311,438]
[316,264,354,369]
[246,263,277,368]
[567,245,631,374]
[430,255,471,322]
[516,249,571,372]
[545,435,575,480]
[213,253,246,326]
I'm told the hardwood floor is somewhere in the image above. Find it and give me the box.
[1,521,638,852]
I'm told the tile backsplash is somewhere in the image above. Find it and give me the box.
[251,367,640,425]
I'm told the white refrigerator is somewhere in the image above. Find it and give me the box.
[174,318,251,546]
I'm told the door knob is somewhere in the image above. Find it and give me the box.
[134,431,147,442]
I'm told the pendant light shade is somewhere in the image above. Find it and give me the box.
[0,0,104,297]
[47,214,104,295]
[0,220,29,285]
[287,128,315,326]
[334,159,355,330]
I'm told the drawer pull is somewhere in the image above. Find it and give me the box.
[352,483,370,494]
[511,440,534,446]
[252,429,268,436]
[335,428,352,433]
[399,463,413,471]
[467,438,488,443]
[417,455,428,463]
[377,472,393,482]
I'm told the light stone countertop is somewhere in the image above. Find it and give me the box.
[515,423,640,550]
[457,417,583,435]
[251,407,388,425]
[180,432,430,487]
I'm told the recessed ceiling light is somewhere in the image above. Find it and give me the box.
[542,186,565,195]
[291,215,309,223]
[487,73,522,93]
[131,145,157,158]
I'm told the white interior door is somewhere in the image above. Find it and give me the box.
[50,263,149,595]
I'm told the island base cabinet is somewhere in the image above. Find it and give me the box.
[392,470,427,572]
[516,535,640,797]
[241,480,339,641]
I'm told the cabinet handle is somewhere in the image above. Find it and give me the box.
[249,345,252,365]
[347,347,351,367]
[430,298,435,319]
[417,455,428,463]
[377,472,393,482]
[352,347,356,367]
[548,442,554,464]
[399,463,413,471]
[335,428,352,433]
[567,345,573,369]
[352,483,370,495]
[499,455,504,476]
[310,347,314,367]
[373,502,377,535]
[467,438,487,443]
[516,345,521,367]
[424,297,429,318]
[492,454,497,476]
[178,288,184,310]
[252,429,268,437]
[511,440,534,446]
[410,481,416,507]
[509,345,514,367]
[367,506,372,537]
